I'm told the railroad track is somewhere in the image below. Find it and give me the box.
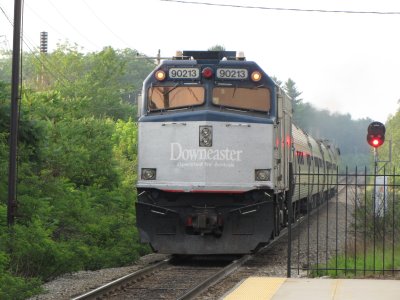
[71,231,294,299]
[72,216,301,300]
[71,255,252,299]
[72,181,352,300]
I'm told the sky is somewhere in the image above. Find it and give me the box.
[1,0,400,122]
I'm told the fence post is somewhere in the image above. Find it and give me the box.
[287,164,294,278]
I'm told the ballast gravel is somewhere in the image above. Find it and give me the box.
[28,253,168,300]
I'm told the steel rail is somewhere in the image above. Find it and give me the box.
[71,258,170,300]
[177,209,304,300]
[177,254,252,300]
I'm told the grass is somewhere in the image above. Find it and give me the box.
[310,243,400,278]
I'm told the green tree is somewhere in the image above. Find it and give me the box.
[2,44,155,120]
[208,45,226,51]
[0,44,154,297]
[284,78,303,105]
[380,104,400,169]
[271,76,282,87]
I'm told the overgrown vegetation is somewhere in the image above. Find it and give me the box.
[0,45,154,299]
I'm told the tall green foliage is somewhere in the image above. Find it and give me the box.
[380,104,400,169]
[0,45,154,298]
[284,78,303,105]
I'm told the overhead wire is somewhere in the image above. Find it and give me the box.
[1,3,72,88]
[1,4,150,121]
[44,0,100,49]
[0,4,13,25]
[24,2,68,40]
[82,0,133,49]
[22,39,72,89]
[1,1,151,105]
[0,3,13,52]
[160,0,400,15]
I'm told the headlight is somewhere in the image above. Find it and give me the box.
[141,168,156,180]
[251,71,262,82]
[255,169,271,181]
[199,126,212,147]
[154,70,166,81]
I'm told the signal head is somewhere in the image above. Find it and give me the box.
[367,121,385,148]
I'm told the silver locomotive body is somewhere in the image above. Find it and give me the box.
[137,121,274,193]
[135,51,336,254]
[137,120,278,254]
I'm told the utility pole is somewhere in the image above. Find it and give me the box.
[7,0,23,226]
[136,49,169,65]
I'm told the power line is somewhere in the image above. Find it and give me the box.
[3,22,73,87]
[24,2,68,39]
[45,0,100,49]
[160,0,400,15]
[0,4,13,26]
[82,0,133,49]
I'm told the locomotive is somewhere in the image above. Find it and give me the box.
[136,51,340,255]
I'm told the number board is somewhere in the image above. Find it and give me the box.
[169,68,200,79]
[216,68,248,80]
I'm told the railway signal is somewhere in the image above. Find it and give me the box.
[367,121,385,148]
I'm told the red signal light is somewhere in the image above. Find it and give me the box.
[372,138,382,147]
[202,67,213,79]
[366,121,385,148]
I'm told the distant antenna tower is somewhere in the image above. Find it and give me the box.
[39,32,48,86]
[40,31,48,53]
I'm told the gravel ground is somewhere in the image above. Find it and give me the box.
[28,253,168,300]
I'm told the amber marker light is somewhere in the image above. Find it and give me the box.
[251,71,262,82]
[155,69,166,81]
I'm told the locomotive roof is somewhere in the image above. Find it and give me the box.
[171,50,245,64]
[182,50,237,60]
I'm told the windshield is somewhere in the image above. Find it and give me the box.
[148,86,205,111]
[212,87,271,112]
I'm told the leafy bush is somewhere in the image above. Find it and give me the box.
[0,45,154,297]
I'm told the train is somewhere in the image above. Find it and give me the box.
[135,50,340,255]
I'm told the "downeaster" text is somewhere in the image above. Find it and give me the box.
[170,142,243,162]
